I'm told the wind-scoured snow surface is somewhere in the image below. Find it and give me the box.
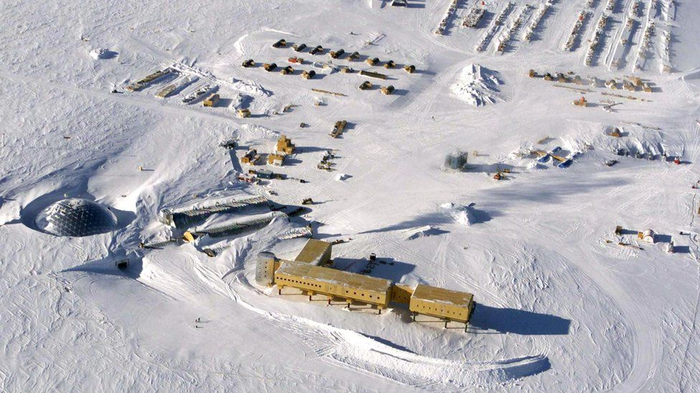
[1,0,700,391]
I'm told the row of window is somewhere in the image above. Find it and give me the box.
[415,304,464,316]
[278,276,381,301]
[278,276,322,289]
[343,289,377,300]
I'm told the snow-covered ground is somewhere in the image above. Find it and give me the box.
[1,0,699,391]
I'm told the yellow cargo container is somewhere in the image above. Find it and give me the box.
[203,93,220,107]
[275,261,392,311]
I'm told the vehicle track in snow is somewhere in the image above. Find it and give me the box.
[679,193,700,391]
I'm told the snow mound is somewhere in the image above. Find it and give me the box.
[88,48,113,60]
[450,64,503,107]
[231,78,272,97]
[241,124,279,144]
[440,202,476,226]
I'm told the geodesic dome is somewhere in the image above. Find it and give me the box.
[35,198,118,237]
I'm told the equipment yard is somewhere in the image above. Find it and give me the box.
[0,0,699,391]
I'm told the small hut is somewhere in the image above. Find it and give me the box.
[359,81,372,90]
[444,151,469,170]
[330,49,345,59]
[302,70,316,79]
[380,85,395,95]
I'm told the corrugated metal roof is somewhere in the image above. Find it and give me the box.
[294,239,331,264]
[276,261,392,293]
[412,284,473,307]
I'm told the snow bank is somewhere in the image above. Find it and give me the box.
[240,124,279,144]
[450,64,503,107]
[404,225,445,240]
[440,202,476,226]
[231,78,272,97]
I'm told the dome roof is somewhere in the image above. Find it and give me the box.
[35,198,118,237]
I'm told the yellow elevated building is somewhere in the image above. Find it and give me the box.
[254,239,477,331]
[409,284,475,330]
[255,239,332,287]
[275,261,392,311]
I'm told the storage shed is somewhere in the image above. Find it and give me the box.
[203,93,220,107]
[381,85,395,95]
[444,151,469,170]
